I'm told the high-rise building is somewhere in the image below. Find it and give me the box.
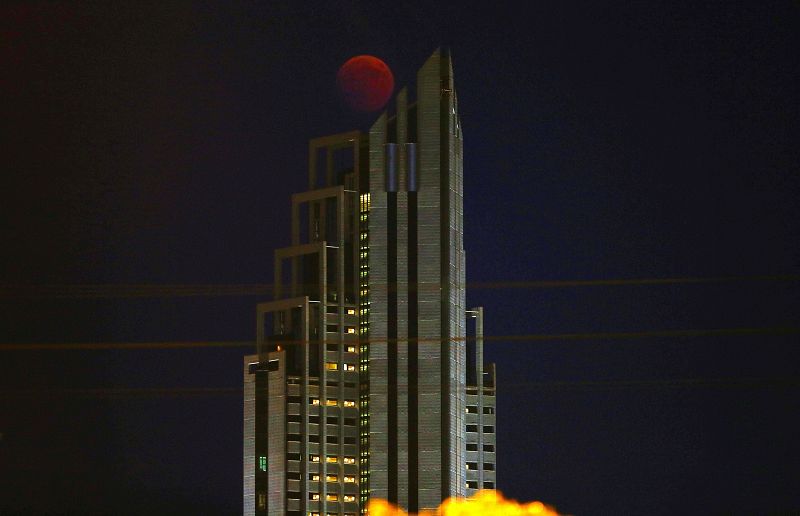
[243,48,496,516]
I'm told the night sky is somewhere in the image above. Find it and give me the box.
[2,2,799,515]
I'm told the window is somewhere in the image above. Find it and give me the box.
[268,359,279,371]
[343,400,356,407]
[344,364,356,372]
[309,415,320,424]
[288,396,301,404]
[347,308,356,315]
[346,345,357,353]
[288,472,301,480]
[466,405,478,414]
[309,454,320,463]
[288,434,301,442]
[466,481,478,489]
[484,444,495,452]
[344,418,356,426]
[484,463,495,471]
[343,494,356,502]
[310,397,320,405]
[258,456,267,471]
[326,474,338,482]
[326,398,338,407]
[287,453,301,461]
[483,425,495,434]
[326,325,338,333]
[344,382,356,388]
[466,424,478,432]
[288,492,301,500]
[327,416,338,424]
[288,414,301,423]
[466,462,477,470]
[327,436,338,444]
[326,455,338,463]
[309,473,320,481]
[466,443,478,451]
[483,406,495,414]
[343,456,355,464]
[326,344,338,351]
[257,492,266,509]
[326,362,339,371]
[484,481,495,489]
[309,435,319,443]
[326,380,338,387]
[344,475,356,483]
[326,493,339,502]
[346,327,356,334]
[310,493,320,501]
[344,436,356,445]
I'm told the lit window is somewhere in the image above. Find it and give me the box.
[466,405,478,414]
[326,474,338,482]
[326,455,338,464]
[326,493,338,502]
[344,475,356,483]
[309,493,320,501]
[343,494,356,502]
[346,345,357,353]
[258,456,267,471]
[466,461,477,470]
[344,364,356,372]
[343,400,356,408]
[310,397,320,405]
[309,454,320,462]
[346,326,356,334]
[257,492,266,509]
[309,473,320,481]
[347,308,356,315]
[325,362,338,371]
[326,398,338,407]
[466,481,478,489]
[343,456,355,464]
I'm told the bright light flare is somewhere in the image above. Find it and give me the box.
[368,490,560,516]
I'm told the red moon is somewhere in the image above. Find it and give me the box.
[337,55,394,112]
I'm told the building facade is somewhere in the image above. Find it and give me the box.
[244,48,496,515]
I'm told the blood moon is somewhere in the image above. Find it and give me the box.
[337,55,394,112]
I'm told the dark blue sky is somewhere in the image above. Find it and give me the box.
[1,2,799,514]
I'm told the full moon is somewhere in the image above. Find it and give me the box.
[337,55,394,112]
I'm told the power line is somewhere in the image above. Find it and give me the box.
[2,376,798,399]
[1,326,797,351]
[1,274,798,299]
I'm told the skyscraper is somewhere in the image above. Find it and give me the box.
[243,48,496,516]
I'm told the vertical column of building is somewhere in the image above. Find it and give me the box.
[443,53,467,499]
[358,188,371,513]
[415,49,445,510]
[394,88,410,509]
[367,112,389,503]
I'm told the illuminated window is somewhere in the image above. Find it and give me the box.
[309,454,320,462]
[343,494,356,502]
[325,362,338,371]
[344,364,356,372]
[309,473,320,481]
[344,475,356,483]
[326,474,338,482]
[466,405,478,414]
[258,456,267,471]
[346,345,357,353]
[343,400,356,407]
[310,397,320,405]
[257,492,266,509]
[309,493,320,501]
[466,481,478,489]
[346,326,356,334]
[326,493,338,501]
[466,461,477,470]
[326,398,338,407]
[343,456,355,464]
[346,308,356,315]
[326,455,338,464]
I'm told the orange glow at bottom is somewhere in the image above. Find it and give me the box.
[368,490,560,516]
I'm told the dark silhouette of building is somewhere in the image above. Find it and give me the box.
[244,48,496,515]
